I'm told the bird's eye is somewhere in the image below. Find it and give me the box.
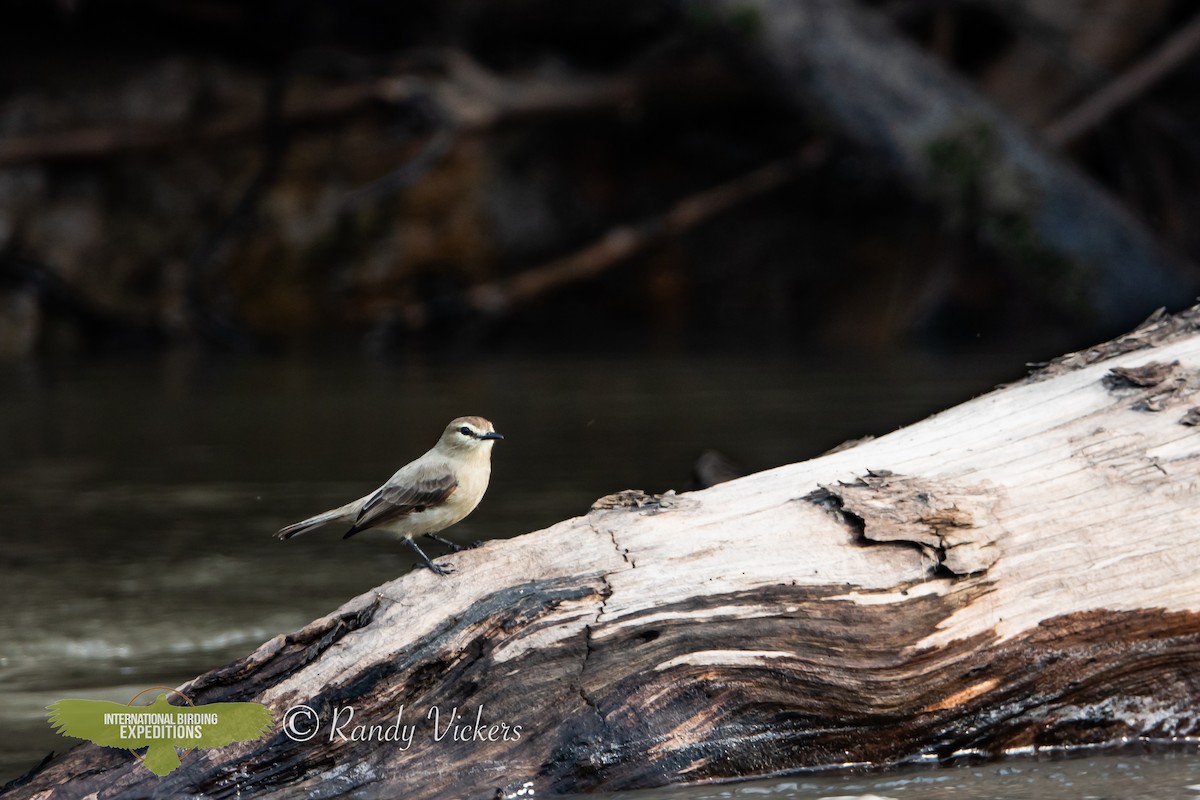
[459,426,473,437]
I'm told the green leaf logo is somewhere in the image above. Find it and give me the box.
[47,687,274,776]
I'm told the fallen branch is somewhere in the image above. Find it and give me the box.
[0,51,638,168]
[1043,11,1200,146]
[707,0,1197,331]
[393,142,828,330]
[0,81,379,168]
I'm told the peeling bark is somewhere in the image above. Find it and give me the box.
[7,307,1200,799]
[1023,306,1200,381]
[808,472,1002,575]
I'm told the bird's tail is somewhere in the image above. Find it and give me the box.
[276,502,358,540]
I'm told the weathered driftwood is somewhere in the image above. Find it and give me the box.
[708,0,1197,331]
[7,306,1200,800]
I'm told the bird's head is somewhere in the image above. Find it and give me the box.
[440,416,503,454]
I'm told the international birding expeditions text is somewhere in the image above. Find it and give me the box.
[102,710,218,740]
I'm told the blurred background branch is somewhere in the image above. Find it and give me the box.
[0,0,1198,358]
[1043,10,1200,145]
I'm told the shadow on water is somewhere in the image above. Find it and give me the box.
[10,346,1191,793]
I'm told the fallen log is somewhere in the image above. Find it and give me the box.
[707,0,1197,332]
[7,306,1200,799]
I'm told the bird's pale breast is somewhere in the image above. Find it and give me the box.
[376,456,491,539]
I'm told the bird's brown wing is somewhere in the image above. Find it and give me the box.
[344,471,458,539]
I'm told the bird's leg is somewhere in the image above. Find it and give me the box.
[422,532,480,552]
[405,537,454,575]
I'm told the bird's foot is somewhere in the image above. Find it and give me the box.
[423,532,470,553]
[406,537,455,576]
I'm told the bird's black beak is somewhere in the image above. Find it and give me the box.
[480,431,504,440]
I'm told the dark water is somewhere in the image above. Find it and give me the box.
[578,748,1200,799]
[2,349,1197,794]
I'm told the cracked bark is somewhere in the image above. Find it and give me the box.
[575,532,614,724]
[8,306,1200,800]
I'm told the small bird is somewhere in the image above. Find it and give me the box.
[276,416,503,575]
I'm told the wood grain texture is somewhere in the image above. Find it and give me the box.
[7,307,1200,799]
